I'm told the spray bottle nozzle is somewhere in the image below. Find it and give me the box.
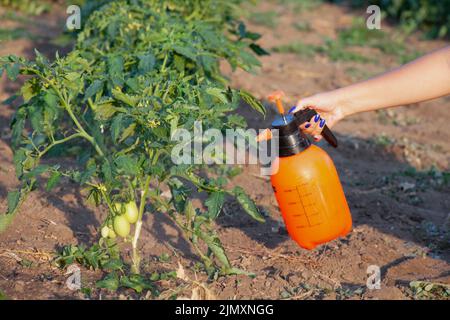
[268,90,288,124]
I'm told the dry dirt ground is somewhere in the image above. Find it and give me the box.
[0,1,449,300]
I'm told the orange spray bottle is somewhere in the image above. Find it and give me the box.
[259,91,352,250]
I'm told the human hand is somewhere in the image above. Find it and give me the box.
[288,92,347,142]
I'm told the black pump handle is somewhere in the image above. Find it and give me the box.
[293,108,338,148]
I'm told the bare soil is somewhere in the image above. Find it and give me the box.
[0,1,449,300]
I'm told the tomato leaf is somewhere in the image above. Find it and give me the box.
[10,107,26,148]
[0,213,17,234]
[184,200,196,227]
[110,113,124,143]
[120,274,155,293]
[197,229,231,269]
[114,155,139,176]
[5,63,20,81]
[233,186,265,222]
[102,258,123,271]
[205,191,225,220]
[119,122,136,142]
[205,87,228,104]
[243,31,261,41]
[249,43,270,56]
[238,22,246,39]
[20,82,36,102]
[96,272,119,291]
[92,103,117,120]
[44,90,58,108]
[112,87,139,107]
[138,54,155,73]
[108,55,124,87]
[24,165,50,179]
[172,45,197,61]
[85,80,104,100]
[7,190,20,214]
[46,171,61,192]
[168,178,189,213]
[239,90,266,117]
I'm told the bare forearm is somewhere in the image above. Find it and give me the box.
[294,46,450,138]
[336,46,450,117]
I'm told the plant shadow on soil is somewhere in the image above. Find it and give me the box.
[0,105,102,245]
[143,209,198,259]
[48,184,101,245]
[338,255,450,296]
[0,182,6,202]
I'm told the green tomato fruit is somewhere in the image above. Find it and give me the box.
[113,215,131,238]
[101,226,110,238]
[108,229,117,239]
[113,202,124,214]
[124,201,139,224]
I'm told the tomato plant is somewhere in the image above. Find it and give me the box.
[0,0,267,286]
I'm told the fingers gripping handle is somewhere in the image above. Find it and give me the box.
[294,108,338,148]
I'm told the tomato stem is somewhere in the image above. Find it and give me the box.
[99,187,115,216]
[43,78,106,158]
[131,175,151,274]
[38,132,84,157]
[170,212,212,267]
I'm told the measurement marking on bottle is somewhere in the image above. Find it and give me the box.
[294,183,324,227]
[279,182,325,228]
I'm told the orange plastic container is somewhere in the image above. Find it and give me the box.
[260,91,352,249]
[270,145,352,249]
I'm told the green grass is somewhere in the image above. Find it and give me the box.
[0,290,8,300]
[372,134,395,147]
[337,18,387,47]
[0,10,48,43]
[1,10,44,26]
[273,0,323,13]
[318,39,374,63]
[0,0,50,16]
[248,11,278,28]
[397,50,423,64]
[272,41,318,57]
[275,17,424,65]
[292,21,312,32]
[0,27,32,42]
[337,18,423,64]
[401,166,450,186]
[272,39,373,63]
[375,109,420,126]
